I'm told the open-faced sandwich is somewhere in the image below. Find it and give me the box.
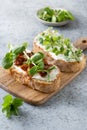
[2,43,61,93]
[33,28,86,72]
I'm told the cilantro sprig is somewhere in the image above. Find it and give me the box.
[37,6,74,22]
[2,94,23,118]
[2,42,28,69]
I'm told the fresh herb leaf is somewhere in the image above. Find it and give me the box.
[2,94,23,118]
[43,66,56,81]
[2,43,28,69]
[37,60,44,70]
[64,49,70,56]
[52,15,56,22]
[31,52,44,64]
[2,52,14,69]
[47,65,56,71]
[26,52,44,76]
[37,7,74,22]
[13,42,28,56]
[29,65,38,76]
[37,28,82,62]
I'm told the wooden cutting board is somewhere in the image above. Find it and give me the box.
[0,37,87,105]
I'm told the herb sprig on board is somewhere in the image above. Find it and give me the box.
[2,94,23,118]
[37,6,74,22]
[2,43,28,69]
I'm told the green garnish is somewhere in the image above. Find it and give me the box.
[2,42,28,69]
[37,6,74,22]
[47,65,56,71]
[2,42,56,80]
[27,53,45,76]
[2,94,23,118]
[25,52,45,76]
[36,28,82,62]
[24,52,56,79]
[41,65,56,81]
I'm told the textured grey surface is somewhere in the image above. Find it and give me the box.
[0,0,87,130]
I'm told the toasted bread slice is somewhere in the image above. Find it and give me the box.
[10,65,61,93]
[9,50,61,93]
[2,43,61,93]
[33,42,86,72]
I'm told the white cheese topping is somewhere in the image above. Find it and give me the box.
[13,64,59,81]
[32,66,59,81]
[13,65,26,74]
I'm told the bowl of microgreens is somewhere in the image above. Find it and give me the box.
[36,6,75,26]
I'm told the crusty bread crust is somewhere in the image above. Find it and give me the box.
[33,42,86,72]
[10,67,61,93]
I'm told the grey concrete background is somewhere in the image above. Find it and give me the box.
[0,0,87,130]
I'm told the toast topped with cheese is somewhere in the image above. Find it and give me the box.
[2,43,61,93]
[33,28,86,72]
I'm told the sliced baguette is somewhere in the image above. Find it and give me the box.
[33,41,86,73]
[10,65,61,93]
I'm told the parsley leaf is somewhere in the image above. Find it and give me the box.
[2,94,23,118]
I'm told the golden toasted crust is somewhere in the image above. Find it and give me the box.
[10,67,61,93]
[56,56,86,72]
[33,42,86,73]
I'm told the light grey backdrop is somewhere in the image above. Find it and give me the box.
[0,0,87,130]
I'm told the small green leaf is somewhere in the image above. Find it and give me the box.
[37,61,44,70]
[52,15,56,22]
[2,43,28,69]
[25,58,31,65]
[13,98,23,108]
[2,52,14,69]
[8,43,13,51]
[2,94,23,118]
[13,43,27,56]
[29,65,38,76]
[39,38,43,44]
[31,52,44,63]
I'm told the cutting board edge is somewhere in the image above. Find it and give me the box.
[0,63,86,105]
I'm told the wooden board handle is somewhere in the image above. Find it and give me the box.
[74,37,87,50]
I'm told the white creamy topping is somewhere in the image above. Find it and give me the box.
[13,65,26,74]
[13,64,59,81]
[49,52,66,60]
[32,66,59,81]
[49,51,83,62]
